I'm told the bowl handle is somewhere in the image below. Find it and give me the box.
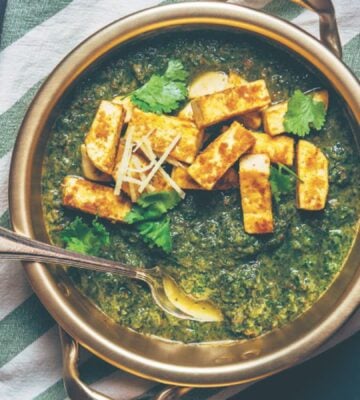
[226,0,342,58]
[59,326,191,400]
[290,0,342,58]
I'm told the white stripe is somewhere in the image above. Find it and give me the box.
[0,151,11,215]
[292,0,360,46]
[0,260,33,320]
[0,327,92,399]
[0,327,62,399]
[0,150,34,320]
[90,370,155,400]
[0,0,160,115]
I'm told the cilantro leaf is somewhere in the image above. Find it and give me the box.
[131,60,188,114]
[164,59,189,81]
[284,90,326,136]
[137,191,182,213]
[61,217,110,256]
[138,217,172,253]
[270,164,296,202]
[125,191,181,253]
[125,191,181,223]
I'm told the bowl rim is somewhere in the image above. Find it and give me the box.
[9,1,360,387]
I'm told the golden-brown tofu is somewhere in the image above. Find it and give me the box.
[112,96,134,123]
[188,121,256,190]
[112,141,171,201]
[238,111,262,130]
[178,102,194,121]
[262,101,288,136]
[126,108,203,164]
[180,73,249,122]
[188,71,229,99]
[239,154,273,234]
[296,140,329,210]
[251,133,294,166]
[229,73,263,130]
[85,100,124,174]
[171,166,239,190]
[263,90,329,136]
[62,176,131,222]
[191,80,271,129]
[227,72,247,87]
[312,89,329,110]
[80,145,112,183]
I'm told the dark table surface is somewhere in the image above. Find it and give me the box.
[232,331,360,400]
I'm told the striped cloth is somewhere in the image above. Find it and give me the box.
[0,1,359,399]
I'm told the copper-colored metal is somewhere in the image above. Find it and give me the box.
[9,0,360,391]
[291,0,342,57]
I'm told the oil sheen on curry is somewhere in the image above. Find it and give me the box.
[42,33,360,343]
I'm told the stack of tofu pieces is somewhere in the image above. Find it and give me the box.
[62,70,329,234]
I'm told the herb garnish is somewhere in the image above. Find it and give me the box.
[270,163,300,202]
[61,217,110,256]
[284,90,326,136]
[131,60,188,114]
[125,191,182,253]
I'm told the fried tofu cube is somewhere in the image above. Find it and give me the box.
[187,121,256,190]
[112,141,171,201]
[263,90,329,136]
[126,108,203,164]
[171,166,239,190]
[228,74,263,130]
[178,102,194,121]
[191,80,271,129]
[238,110,263,130]
[62,176,131,222]
[80,145,112,183]
[251,133,294,166]
[112,96,134,123]
[188,71,229,99]
[262,101,288,136]
[227,72,248,87]
[296,140,329,210]
[85,100,125,174]
[239,154,273,234]
[312,89,329,110]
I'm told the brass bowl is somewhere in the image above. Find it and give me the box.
[9,1,360,388]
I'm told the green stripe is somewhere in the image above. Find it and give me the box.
[0,80,43,158]
[0,294,55,368]
[0,209,10,228]
[343,34,360,78]
[0,0,74,51]
[263,0,303,20]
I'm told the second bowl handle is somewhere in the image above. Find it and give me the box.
[226,0,342,58]
[59,327,191,400]
[291,0,342,58]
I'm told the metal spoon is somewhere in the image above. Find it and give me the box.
[0,226,222,322]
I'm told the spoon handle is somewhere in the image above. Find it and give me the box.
[0,226,144,280]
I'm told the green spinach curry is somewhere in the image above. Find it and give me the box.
[42,33,360,343]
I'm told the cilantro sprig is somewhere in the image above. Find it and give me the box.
[125,191,182,253]
[270,163,300,202]
[284,90,326,136]
[130,60,189,114]
[61,217,110,256]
